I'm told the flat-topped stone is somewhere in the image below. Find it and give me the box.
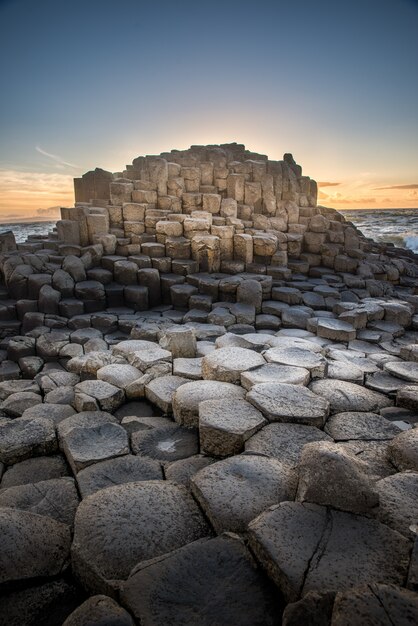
[201,346,265,383]
[264,347,327,378]
[0,416,57,465]
[0,508,71,585]
[317,318,356,342]
[76,455,163,497]
[365,370,410,394]
[325,411,402,441]
[145,375,189,413]
[164,455,215,488]
[71,481,210,594]
[172,356,202,379]
[247,382,330,427]
[74,380,125,413]
[173,380,245,427]
[309,379,393,414]
[131,423,199,463]
[241,363,310,389]
[62,422,129,473]
[0,454,69,488]
[120,535,280,626]
[191,454,296,534]
[113,340,172,370]
[199,398,266,456]
[384,361,418,383]
[245,421,332,468]
[248,502,411,602]
[96,363,143,391]
[331,584,418,626]
[0,477,79,526]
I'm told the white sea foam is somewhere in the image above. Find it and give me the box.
[340,209,418,254]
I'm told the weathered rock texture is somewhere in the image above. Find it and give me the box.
[0,142,417,624]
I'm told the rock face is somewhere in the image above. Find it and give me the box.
[0,142,418,623]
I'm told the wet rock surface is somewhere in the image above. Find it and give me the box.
[0,143,417,623]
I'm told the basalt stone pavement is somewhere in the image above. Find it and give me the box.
[0,144,417,624]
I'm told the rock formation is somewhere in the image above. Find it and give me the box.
[0,143,417,624]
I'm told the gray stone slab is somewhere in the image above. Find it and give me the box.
[71,481,210,594]
[199,398,266,456]
[173,380,245,427]
[0,477,79,526]
[120,536,280,626]
[192,454,296,534]
[0,508,71,585]
[0,416,57,465]
[247,382,329,427]
[248,502,411,602]
[76,454,163,498]
[309,379,393,414]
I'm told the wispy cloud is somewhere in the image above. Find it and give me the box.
[0,169,74,214]
[35,145,79,169]
[373,183,418,190]
[318,181,341,187]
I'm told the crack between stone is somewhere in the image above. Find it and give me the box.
[301,507,333,596]
[369,584,397,626]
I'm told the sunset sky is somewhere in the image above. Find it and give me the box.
[0,0,417,220]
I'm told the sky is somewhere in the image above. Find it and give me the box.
[0,0,417,219]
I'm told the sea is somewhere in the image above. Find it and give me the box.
[0,209,417,253]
